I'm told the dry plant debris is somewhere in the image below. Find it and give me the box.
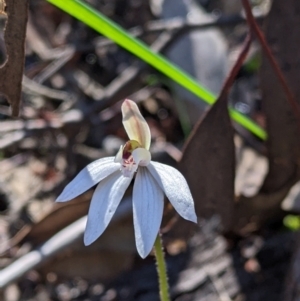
[0,0,300,300]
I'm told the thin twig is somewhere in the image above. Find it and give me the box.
[208,273,232,301]
[241,0,300,121]
[26,17,73,61]
[218,33,252,101]
[22,75,73,102]
[0,131,26,149]
[32,46,75,84]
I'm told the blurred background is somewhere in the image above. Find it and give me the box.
[1,0,300,300]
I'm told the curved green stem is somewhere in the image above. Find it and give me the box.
[154,234,170,301]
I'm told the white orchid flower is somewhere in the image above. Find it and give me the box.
[57,99,197,258]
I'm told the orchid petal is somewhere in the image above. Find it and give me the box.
[147,162,197,223]
[133,167,164,258]
[122,99,151,150]
[56,157,119,202]
[132,148,151,166]
[84,171,132,245]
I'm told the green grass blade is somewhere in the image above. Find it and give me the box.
[46,0,267,140]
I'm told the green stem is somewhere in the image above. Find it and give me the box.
[154,234,170,301]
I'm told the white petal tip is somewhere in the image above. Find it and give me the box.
[55,199,65,203]
[55,193,70,203]
[137,246,151,259]
[84,227,101,246]
[136,239,155,259]
[139,252,148,259]
[189,214,198,224]
[181,208,198,224]
[83,233,97,246]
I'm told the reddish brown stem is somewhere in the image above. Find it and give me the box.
[241,0,300,121]
[218,32,252,101]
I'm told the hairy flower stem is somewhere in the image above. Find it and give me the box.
[154,234,170,301]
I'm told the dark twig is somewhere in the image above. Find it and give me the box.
[218,33,252,101]
[241,0,300,121]
[0,0,29,116]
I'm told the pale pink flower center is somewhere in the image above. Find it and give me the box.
[120,140,140,177]
[121,155,138,177]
